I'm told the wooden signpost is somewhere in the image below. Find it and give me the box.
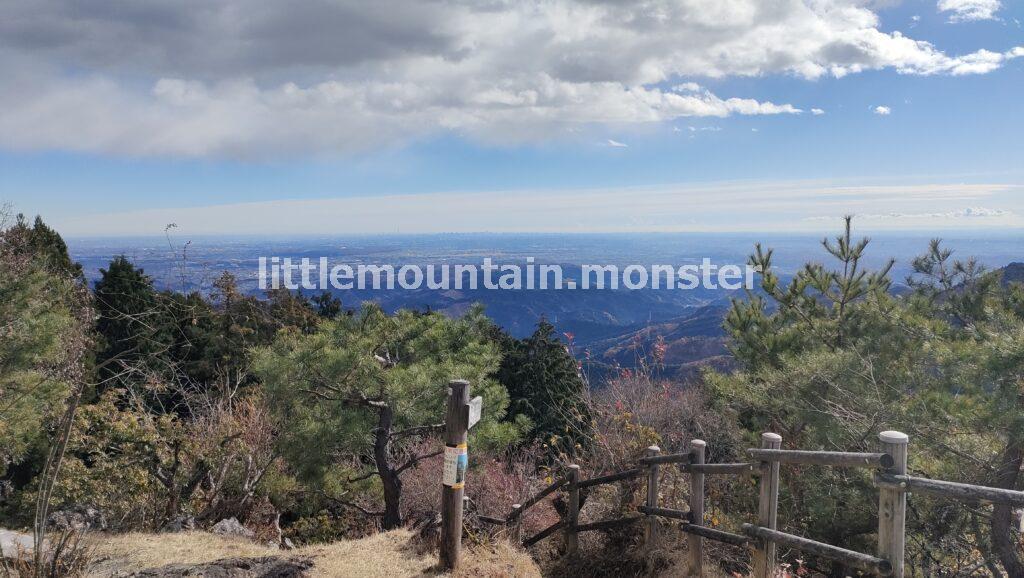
[439,380,483,570]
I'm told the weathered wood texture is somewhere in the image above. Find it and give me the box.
[439,380,470,570]
[644,445,661,552]
[680,523,750,547]
[688,439,706,577]
[524,520,565,547]
[681,462,756,476]
[577,468,643,488]
[565,464,580,557]
[752,432,781,578]
[639,451,694,465]
[876,473,1024,506]
[509,504,522,544]
[747,448,893,469]
[506,475,567,522]
[454,413,1012,576]
[877,431,908,578]
[638,504,692,521]
[743,524,893,576]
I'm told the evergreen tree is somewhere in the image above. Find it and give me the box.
[497,319,591,457]
[0,248,83,474]
[255,304,522,529]
[312,290,344,319]
[8,214,84,281]
[161,290,221,387]
[0,217,91,517]
[708,221,1024,574]
[93,256,169,384]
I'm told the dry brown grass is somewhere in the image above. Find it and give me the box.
[86,529,539,578]
[87,532,278,576]
[454,541,540,578]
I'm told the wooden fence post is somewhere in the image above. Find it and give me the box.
[645,445,661,553]
[752,432,782,578]
[510,504,522,545]
[566,464,581,557]
[878,431,908,578]
[689,439,707,577]
[440,380,470,570]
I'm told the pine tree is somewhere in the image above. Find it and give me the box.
[497,319,591,457]
[8,214,84,281]
[93,256,169,384]
[255,304,521,529]
[312,290,344,319]
[709,222,1024,574]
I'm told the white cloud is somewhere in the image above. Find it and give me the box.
[811,108,826,115]
[937,0,1002,22]
[606,139,629,147]
[874,105,892,115]
[0,0,1020,158]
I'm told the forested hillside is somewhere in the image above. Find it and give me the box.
[2,213,1024,577]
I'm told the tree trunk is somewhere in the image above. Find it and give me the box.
[163,489,181,524]
[991,435,1024,577]
[373,404,403,530]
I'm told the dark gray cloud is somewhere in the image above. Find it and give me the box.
[0,0,1018,158]
[0,0,456,79]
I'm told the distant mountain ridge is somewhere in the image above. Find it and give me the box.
[1000,262,1024,285]
[65,234,1023,385]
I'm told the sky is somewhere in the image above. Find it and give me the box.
[0,0,1022,236]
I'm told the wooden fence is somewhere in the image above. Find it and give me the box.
[455,426,1024,577]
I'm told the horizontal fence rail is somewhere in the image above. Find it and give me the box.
[457,421,1024,578]
[680,522,750,547]
[742,524,894,576]
[576,468,643,489]
[639,451,695,465]
[523,520,564,547]
[748,449,894,469]
[681,462,756,475]
[875,473,1024,506]
[638,504,692,522]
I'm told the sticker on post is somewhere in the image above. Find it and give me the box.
[443,444,468,488]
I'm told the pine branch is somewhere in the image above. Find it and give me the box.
[395,449,443,475]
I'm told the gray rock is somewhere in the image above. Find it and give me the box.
[211,517,255,539]
[161,515,196,533]
[47,504,107,531]
[1,529,35,557]
[126,556,313,578]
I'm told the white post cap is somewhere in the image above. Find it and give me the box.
[879,431,909,444]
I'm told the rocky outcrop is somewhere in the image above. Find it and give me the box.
[126,556,313,578]
[47,504,107,531]
[0,529,35,557]
[211,517,255,539]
